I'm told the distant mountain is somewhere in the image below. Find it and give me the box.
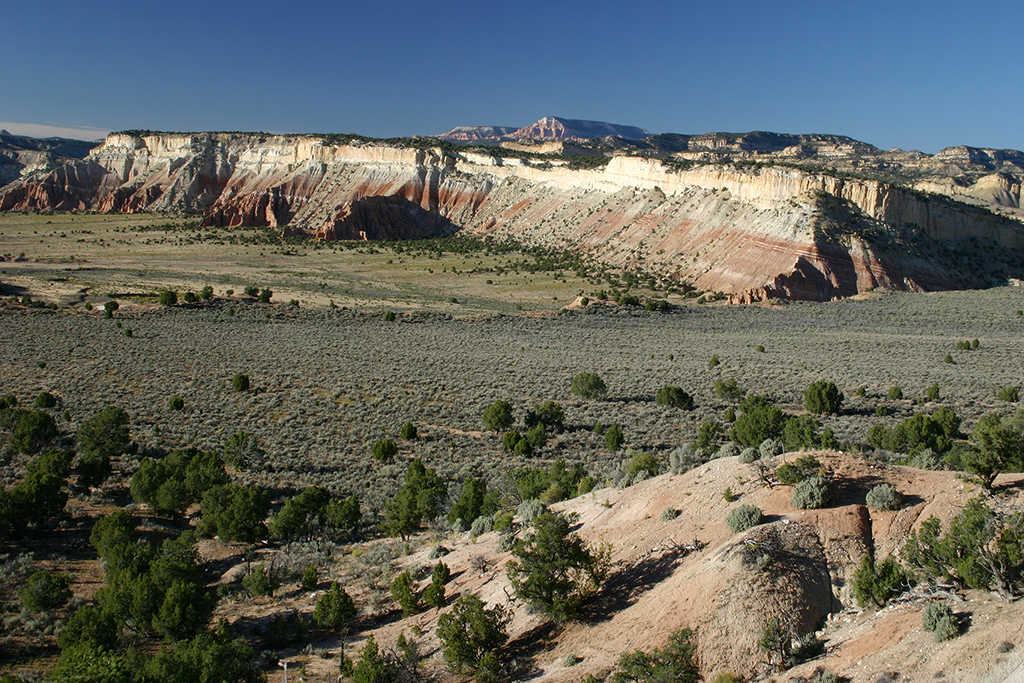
[0,130,99,186]
[436,116,649,143]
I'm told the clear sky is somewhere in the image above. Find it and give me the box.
[3,0,1022,153]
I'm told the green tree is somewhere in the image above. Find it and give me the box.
[525,401,566,432]
[35,391,58,408]
[232,373,250,392]
[159,290,178,306]
[481,400,514,432]
[384,459,445,540]
[350,635,398,683]
[730,396,785,448]
[506,512,610,622]
[314,581,357,631]
[198,483,271,542]
[447,477,498,525]
[655,386,694,409]
[965,412,1024,490]
[609,627,700,683]
[242,562,278,597]
[400,421,418,440]
[571,372,608,400]
[103,300,119,318]
[437,594,510,681]
[258,287,272,303]
[390,570,420,617]
[20,569,72,613]
[76,405,131,488]
[200,285,214,300]
[325,494,362,538]
[371,437,398,461]
[605,423,624,451]
[804,380,844,415]
[851,553,909,608]
[269,486,331,540]
[11,410,58,454]
[904,497,1024,601]
[144,630,262,683]
[422,561,450,609]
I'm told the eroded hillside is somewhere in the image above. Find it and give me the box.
[3,131,1024,301]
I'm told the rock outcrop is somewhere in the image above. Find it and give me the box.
[3,130,1023,302]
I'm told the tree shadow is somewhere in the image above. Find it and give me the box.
[502,620,559,681]
[0,282,29,297]
[578,545,698,625]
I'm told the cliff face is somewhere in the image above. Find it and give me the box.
[3,131,1023,302]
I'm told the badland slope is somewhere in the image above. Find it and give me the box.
[2,130,1023,302]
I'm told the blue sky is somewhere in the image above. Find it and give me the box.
[3,0,1022,153]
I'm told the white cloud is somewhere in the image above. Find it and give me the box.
[0,121,110,141]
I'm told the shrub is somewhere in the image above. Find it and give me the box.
[738,447,758,464]
[301,564,318,590]
[604,423,624,451]
[481,400,514,432]
[244,285,259,297]
[514,438,533,456]
[383,310,396,322]
[183,291,199,303]
[400,421,417,440]
[791,476,834,509]
[517,499,547,525]
[944,353,954,364]
[709,354,720,367]
[660,507,679,522]
[258,288,273,303]
[571,372,607,400]
[243,562,278,597]
[20,569,72,613]
[756,344,765,353]
[925,382,940,401]
[314,582,357,631]
[437,594,509,679]
[525,422,547,449]
[888,386,903,400]
[865,483,903,511]
[996,386,1020,402]
[656,386,694,409]
[493,510,514,531]
[232,373,250,392]
[470,515,493,537]
[726,504,764,533]
[804,380,844,415]
[200,285,214,300]
[625,452,659,478]
[759,438,784,459]
[159,290,178,306]
[35,392,57,409]
[371,438,398,461]
[852,553,909,607]
[168,395,184,411]
[714,378,743,401]
[922,603,959,641]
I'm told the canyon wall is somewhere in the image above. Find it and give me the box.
[3,132,1023,301]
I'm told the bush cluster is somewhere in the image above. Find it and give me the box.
[726,504,764,533]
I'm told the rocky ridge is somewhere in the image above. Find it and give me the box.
[2,130,1023,302]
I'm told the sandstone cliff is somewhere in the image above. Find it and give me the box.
[2,130,1023,302]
